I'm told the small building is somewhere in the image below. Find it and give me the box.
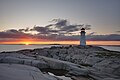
[80,28,86,46]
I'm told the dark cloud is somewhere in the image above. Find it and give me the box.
[0,19,119,42]
[18,29,25,32]
[31,26,49,34]
[45,24,53,28]
[61,25,79,32]
[0,30,120,41]
[17,19,91,36]
[87,32,96,36]
[30,26,59,34]
[84,24,91,30]
[87,34,120,41]
[6,29,19,33]
[19,27,29,32]
[58,34,120,41]
[34,33,120,41]
[0,29,33,39]
[48,30,59,33]
[49,19,91,33]
[116,31,120,33]
[54,19,68,28]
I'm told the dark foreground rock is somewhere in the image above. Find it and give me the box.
[0,45,120,80]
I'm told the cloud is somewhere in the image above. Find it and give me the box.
[45,24,53,28]
[87,34,120,41]
[16,19,91,36]
[19,27,29,32]
[84,24,91,30]
[0,19,119,43]
[87,32,96,36]
[31,26,49,34]
[34,33,120,41]
[0,29,33,39]
[53,19,68,28]
[61,25,79,32]
[0,30,120,42]
[50,19,91,33]
[47,19,87,34]
[116,31,120,33]
[30,25,59,34]
[6,29,20,33]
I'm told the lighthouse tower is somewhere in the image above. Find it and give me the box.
[80,28,86,46]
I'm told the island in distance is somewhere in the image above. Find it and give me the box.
[0,45,120,80]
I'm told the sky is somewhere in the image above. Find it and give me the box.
[0,0,120,45]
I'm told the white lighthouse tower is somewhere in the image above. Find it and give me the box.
[80,28,86,46]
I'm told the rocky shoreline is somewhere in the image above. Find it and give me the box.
[0,45,120,80]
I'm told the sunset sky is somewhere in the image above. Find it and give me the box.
[0,0,120,45]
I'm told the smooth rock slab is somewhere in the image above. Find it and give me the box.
[0,63,57,80]
[37,56,90,76]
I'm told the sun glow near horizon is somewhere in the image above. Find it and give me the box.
[0,40,120,46]
[24,42,30,45]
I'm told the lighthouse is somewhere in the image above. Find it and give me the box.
[80,28,86,46]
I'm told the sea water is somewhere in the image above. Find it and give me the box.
[0,44,59,52]
[0,44,120,52]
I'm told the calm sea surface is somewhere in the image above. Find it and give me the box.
[0,44,120,52]
[0,44,60,52]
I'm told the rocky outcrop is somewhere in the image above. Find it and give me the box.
[0,45,120,80]
[0,53,89,77]
[37,56,89,76]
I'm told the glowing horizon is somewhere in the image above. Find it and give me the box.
[0,40,120,46]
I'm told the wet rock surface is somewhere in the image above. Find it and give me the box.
[0,45,120,80]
